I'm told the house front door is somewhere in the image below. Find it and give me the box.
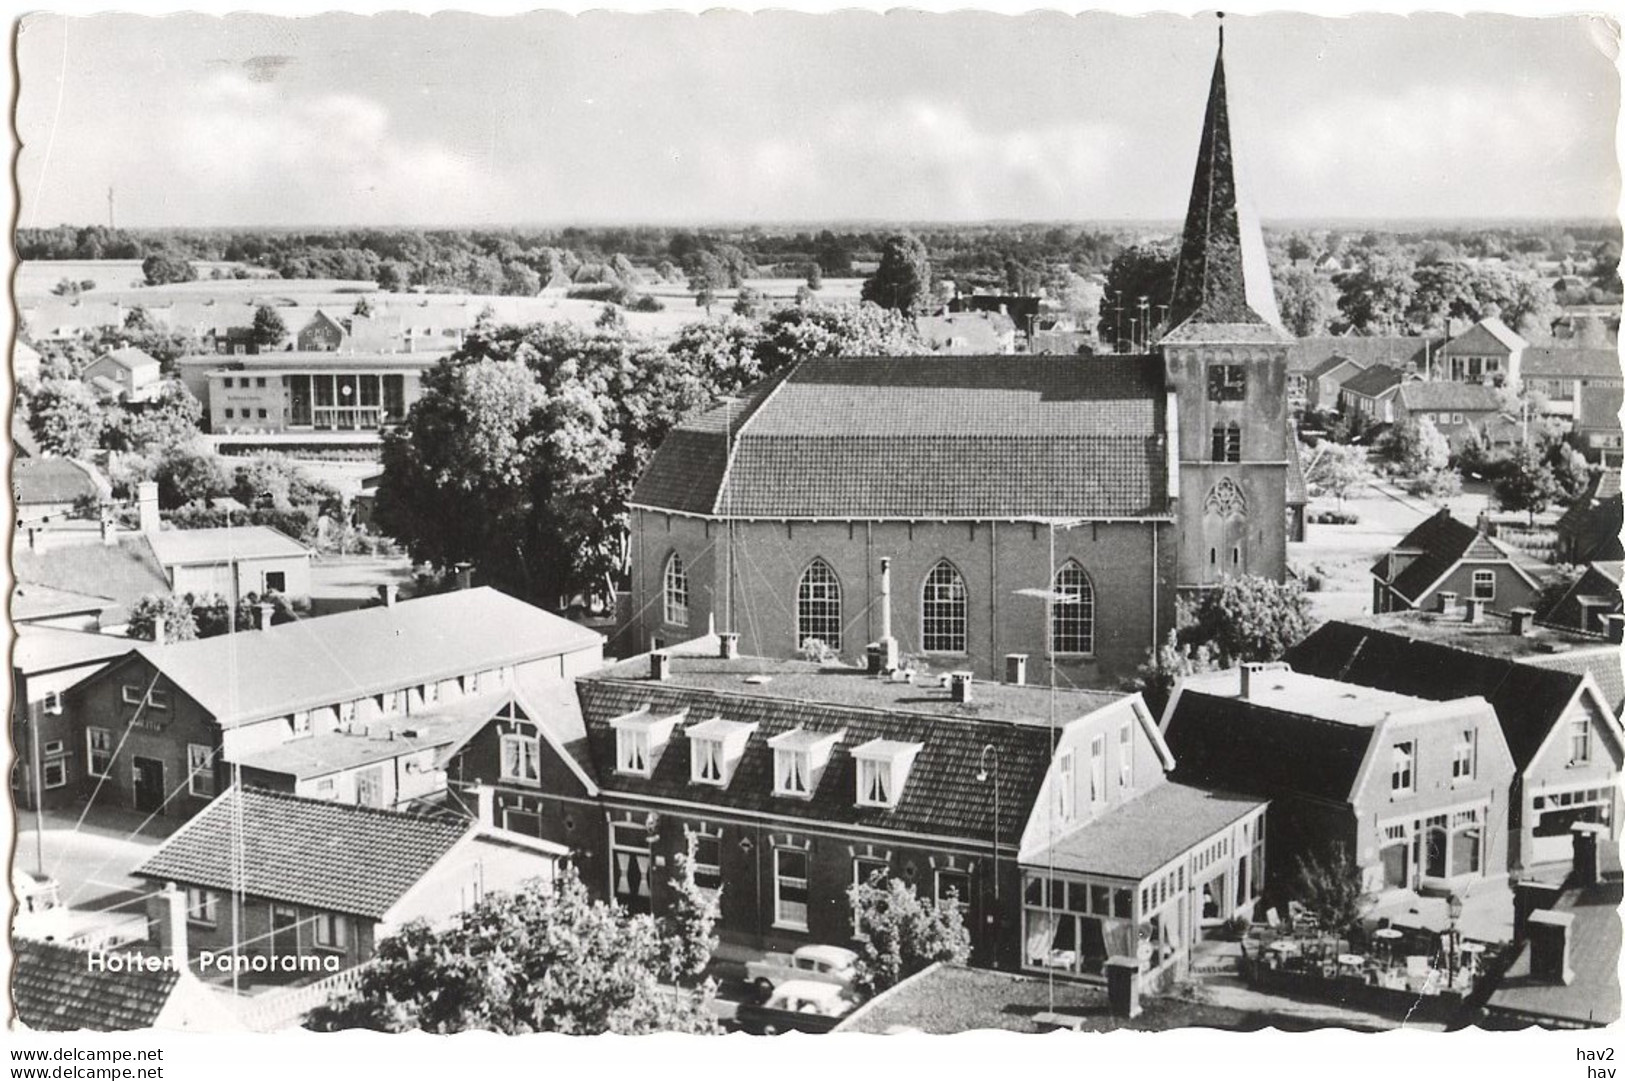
[133,757,165,815]
[1381,842,1408,889]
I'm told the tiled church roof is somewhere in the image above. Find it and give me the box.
[630,355,1170,520]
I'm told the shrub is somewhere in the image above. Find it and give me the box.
[626,293,665,313]
[1306,508,1360,525]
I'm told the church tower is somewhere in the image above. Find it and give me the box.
[1160,25,1294,591]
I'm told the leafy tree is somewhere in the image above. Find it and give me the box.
[861,233,933,314]
[1179,575,1315,666]
[805,262,823,291]
[667,317,767,397]
[1373,416,1450,477]
[1334,252,1416,334]
[847,872,971,998]
[126,594,199,643]
[141,251,197,286]
[1304,442,1375,506]
[27,379,108,456]
[684,250,728,314]
[754,302,924,375]
[306,870,718,1034]
[658,829,720,987]
[1286,234,1316,264]
[1128,629,1221,718]
[352,296,374,317]
[230,452,341,515]
[731,286,766,319]
[1274,265,1329,337]
[107,381,203,455]
[1292,844,1371,938]
[250,305,288,349]
[122,306,157,334]
[1493,441,1561,525]
[153,446,231,509]
[1096,244,1175,345]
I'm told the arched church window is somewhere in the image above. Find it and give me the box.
[797,559,842,652]
[921,561,967,654]
[663,552,689,628]
[1050,561,1095,655]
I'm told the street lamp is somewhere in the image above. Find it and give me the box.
[1446,893,1464,990]
[977,743,1001,905]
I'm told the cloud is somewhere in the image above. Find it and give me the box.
[151,72,517,226]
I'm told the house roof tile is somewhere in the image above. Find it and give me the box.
[1339,364,1406,399]
[575,653,1104,840]
[134,787,472,919]
[1289,335,1436,376]
[11,939,181,1031]
[1521,347,1622,381]
[13,537,170,623]
[1395,382,1504,412]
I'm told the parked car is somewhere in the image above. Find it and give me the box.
[744,943,859,1000]
[732,980,856,1035]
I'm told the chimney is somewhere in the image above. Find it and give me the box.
[1572,822,1604,888]
[949,671,973,704]
[137,481,161,537]
[1005,653,1028,686]
[1607,614,1625,646]
[1512,878,1565,939]
[1435,591,1457,616]
[454,562,473,591]
[1463,597,1484,624]
[1239,661,1269,699]
[146,885,189,972]
[719,632,740,660]
[875,558,899,672]
[1527,910,1576,986]
[151,614,167,644]
[1508,607,1536,636]
[377,583,399,608]
[650,651,671,681]
[258,602,274,631]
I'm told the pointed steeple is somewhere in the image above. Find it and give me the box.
[1164,23,1286,340]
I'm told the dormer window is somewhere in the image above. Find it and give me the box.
[768,728,844,799]
[611,706,687,777]
[686,717,757,788]
[852,739,924,809]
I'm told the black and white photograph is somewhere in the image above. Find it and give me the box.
[4,3,1621,1062]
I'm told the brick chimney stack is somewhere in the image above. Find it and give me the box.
[145,885,189,972]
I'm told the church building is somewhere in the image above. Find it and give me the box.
[624,37,1296,688]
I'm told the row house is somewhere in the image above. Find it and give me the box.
[1163,664,1513,897]
[1371,509,1549,616]
[134,787,566,976]
[1286,615,1624,872]
[54,587,603,822]
[450,635,1266,987]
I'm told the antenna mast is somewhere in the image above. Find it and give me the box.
[107,186,115,230]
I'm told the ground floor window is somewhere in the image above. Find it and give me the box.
[691,830,723,914]
[611,822,652,915]
[1021,873,1136,978]
[313,912,348,950]
[186,887,218,925]
[1379,803,1488,888]
[935,867,972,915]
[774,847,810,930]
[87,728,112,778]
[42,759,67,789]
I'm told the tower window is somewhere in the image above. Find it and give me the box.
[1211,422,1241,462]
[1207,364,1247,402]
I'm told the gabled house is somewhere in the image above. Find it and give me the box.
[12,625,138,811]
[1555,470,1623,563]
[134,787,568,973]
[1521,346,1622,419]
[1288,334,1439,412]
[1391,381,1509,451]
[1285,616,1624,872]
[1017,694,1268,988]
[1162,664,1513,897]
[1303,354,1369,413]
[83,346,163,402]
[1434,316,1529,386]
[1371,509,1548,616]
[1338,363,1406,424]
[452,636,1124,971]
[295,310,347,352]
[1536,562,1623,639]
[1573,385,1623,463]
[56,587,604,821]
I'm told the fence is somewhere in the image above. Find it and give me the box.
[234,961,375,1033]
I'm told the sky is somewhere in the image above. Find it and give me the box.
[14,10,1622,228]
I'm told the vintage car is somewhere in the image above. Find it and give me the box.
[732,980,856,1035]
[744,943,860,1000]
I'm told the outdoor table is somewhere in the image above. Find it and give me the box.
[1337,953,1364,973]
[1458,942,1485,973]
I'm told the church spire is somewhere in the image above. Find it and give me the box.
[1164,20,1285,338]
